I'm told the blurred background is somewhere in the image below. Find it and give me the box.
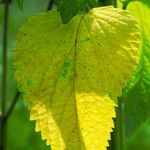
[0,0,150,150]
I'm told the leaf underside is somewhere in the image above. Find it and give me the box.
[14,6,141,150]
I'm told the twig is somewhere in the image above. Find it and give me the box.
[0,0,10,150]
[47,0,54,11]
[5,92,20,120]
[114,0,118,8]
[1,0,9,117]
[111,98,125,150]
[122,2,128,10]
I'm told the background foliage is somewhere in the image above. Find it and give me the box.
[0,0,150,150]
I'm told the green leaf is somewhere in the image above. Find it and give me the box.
[13,6,141,150]
[122,0,150,138]
[16,0,23,10]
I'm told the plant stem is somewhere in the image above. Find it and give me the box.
[0,0,9,150]
[119,99,125,150]
[5,92,20,121]
[122,2,128,10]
[113,0,118,8]
[111,99,125,150]
[47,0,54,11]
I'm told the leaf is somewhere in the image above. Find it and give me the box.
[13,6,141,150]
[16,0,24,10]
[121,0,150,137]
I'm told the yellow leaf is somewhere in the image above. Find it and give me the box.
[14,6,141,150]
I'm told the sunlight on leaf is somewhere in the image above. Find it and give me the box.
[13,6,141,150]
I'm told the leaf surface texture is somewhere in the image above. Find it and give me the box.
[14,6,141,150]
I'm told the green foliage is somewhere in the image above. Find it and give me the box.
[123,43,150,137]
[123,73,150,138]
[121,0,150,138]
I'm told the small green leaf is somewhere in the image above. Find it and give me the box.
[16,0,23,10]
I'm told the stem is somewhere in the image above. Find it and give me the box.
[98,0,102,6]
[122,2,128,10]
[5,92,20,120]
[111,99,125,150]
[0,0,10,150]
[1,0,9,118]
[119,99,125,150]
[47,0,54,11]
[113,0,118,8]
